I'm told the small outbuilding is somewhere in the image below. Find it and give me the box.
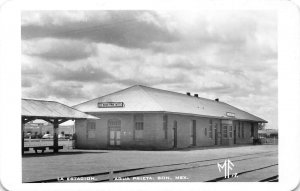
[73,85,267,150]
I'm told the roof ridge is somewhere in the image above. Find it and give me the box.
[138,85,164,111]
[72,85,140,108]
[138,85,218,103]
[72,84,220,108]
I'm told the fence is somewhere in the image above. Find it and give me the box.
[261,137,278,145]
[24,139,74,149]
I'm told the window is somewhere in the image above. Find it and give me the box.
[135,122,144,130]
[87,121,96,139]
[163,115,168,139]
[134,114,144,140]
[209,119,213,138]
[229,126,233,138]
[204,128,207,136]
[242,122,245,138]
[223,125,228,138]
[108,119,121,127]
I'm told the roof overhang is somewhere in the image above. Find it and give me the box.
[22,99,99,123]
[84,111,267,123]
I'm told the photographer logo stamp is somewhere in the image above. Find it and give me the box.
[217,159,238,178]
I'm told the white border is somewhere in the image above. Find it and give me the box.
[0,0,300,190]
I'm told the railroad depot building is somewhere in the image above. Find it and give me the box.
[73,85,267,150]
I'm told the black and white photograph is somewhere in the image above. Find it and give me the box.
[1,0,300,190]
[20,9,278,183]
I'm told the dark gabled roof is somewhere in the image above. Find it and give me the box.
[22,98,98,119]
[73,85,267,123]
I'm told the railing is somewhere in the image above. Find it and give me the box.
[260,137,278,145]
[24,139,74,149]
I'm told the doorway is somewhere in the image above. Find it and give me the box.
[234,125,237,144]
[109,130,121,146]
[214,123,218,145]
[173,121,178,148]
[190,120,196,146]
[108,119,121,147]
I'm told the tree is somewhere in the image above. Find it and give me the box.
[258,123,266,130]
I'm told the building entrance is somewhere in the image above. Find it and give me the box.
[173,121,178,148]
[214,123,218,145]
[108,119,121,147]
[234,126,237,144]
[190,120,196,146]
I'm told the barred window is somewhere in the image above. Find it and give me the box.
[87,121,96,139]
[209,119,213,138]
[135,122,144,130]
[229,126,233,138]
[108,119,121,127]
[134,114,144,140]
[223,125,228,138]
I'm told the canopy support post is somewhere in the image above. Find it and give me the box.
[53,119,59,153]
[22,122,24,155]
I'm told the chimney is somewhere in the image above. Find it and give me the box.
[194,94,198,97]
[215,98,219,102]
[186,92,191,96]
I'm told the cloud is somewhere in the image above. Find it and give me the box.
[21,78,32,88]
[22,11,179,49]
[21,10,278,129]
[50,64,114,82]
[22,38,97,61]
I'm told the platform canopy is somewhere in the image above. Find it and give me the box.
[22,98,98,154]
[22,98,98,121]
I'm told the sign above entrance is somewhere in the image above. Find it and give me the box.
[226,112,235,118]
[98,102,125,108]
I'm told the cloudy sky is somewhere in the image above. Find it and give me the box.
[21,10,277,129]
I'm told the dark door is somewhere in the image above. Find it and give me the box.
[234,125,236,144]
[173,127,177,148]
[220,124,223,145]
[173,121,178,148]
[191,120,196,146]
[214,123,218,145]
